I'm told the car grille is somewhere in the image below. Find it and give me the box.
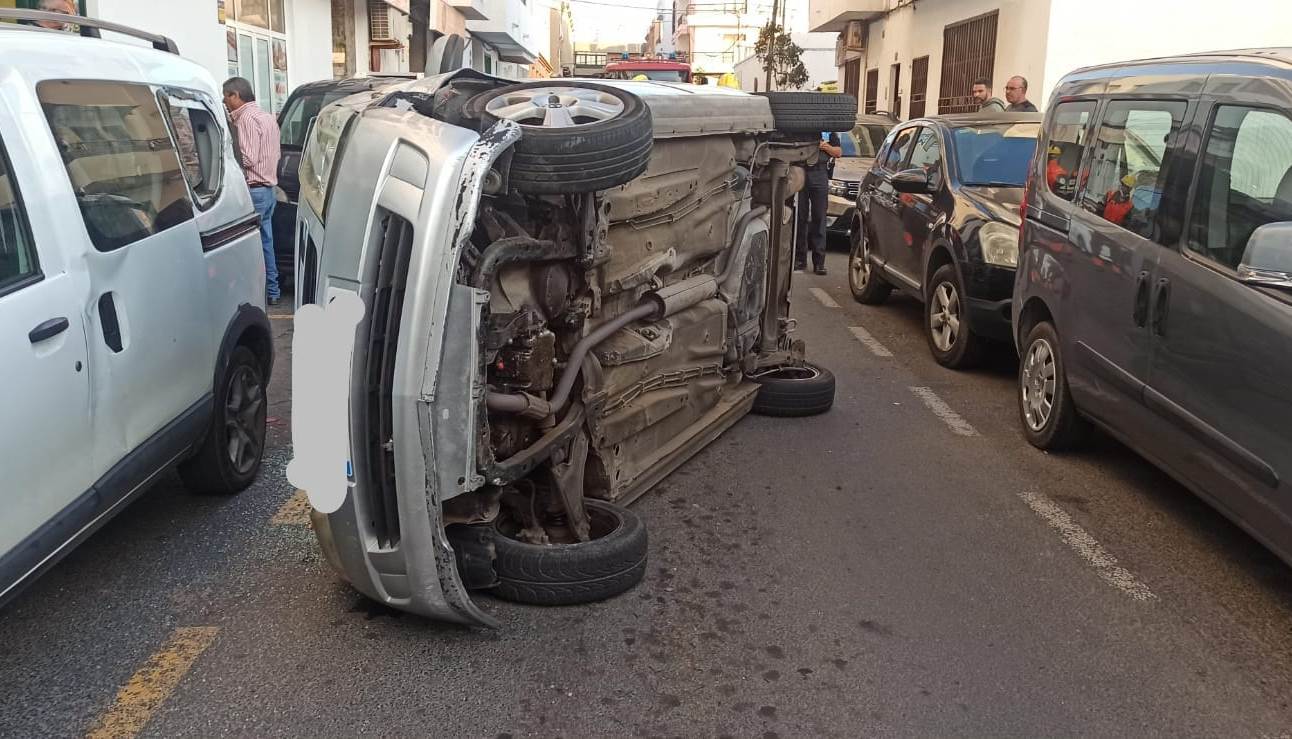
[362,210,413,548]
[846,181,861,199]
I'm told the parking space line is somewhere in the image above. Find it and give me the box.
[808,287,840,309]
[909,386,978,436]
[1018,491,1157,602]
[271,489,313,526]
[848,325,893,358]
[85,626,220,739]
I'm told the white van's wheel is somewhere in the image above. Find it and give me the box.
[489,499,647,605]
[466,82,653,195]
[179,346,266,494]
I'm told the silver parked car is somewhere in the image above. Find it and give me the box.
[289,73,856,624]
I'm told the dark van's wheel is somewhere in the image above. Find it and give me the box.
[924,263,984,370]
[848,225,891,305]
[749,363,836,417]
[757,91,857,134]
[466,82,653,195]
[179,345,267,494]
[490,499,647,606]
[1019,321,1088,451]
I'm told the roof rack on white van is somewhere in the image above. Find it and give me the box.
[0,8,178,54]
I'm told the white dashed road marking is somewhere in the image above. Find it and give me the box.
[1018,491,1157,602]
[809,287,840,308]
[909,386,978,436]
[848,325,893,358]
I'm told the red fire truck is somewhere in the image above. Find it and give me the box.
[602,53,692,83]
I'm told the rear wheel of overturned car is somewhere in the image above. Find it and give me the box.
[749,363,836,417]
[178,345,266,495]
[465,81,654,195]
[757,91,858,135]
[848,224,892,305]
[490,499,647,606]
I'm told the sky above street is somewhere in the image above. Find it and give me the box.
[558,0,660,47]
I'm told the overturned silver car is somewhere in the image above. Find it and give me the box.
[289,71,856,625]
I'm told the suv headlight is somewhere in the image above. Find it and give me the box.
[979,221,1019,268]
[829,179,851,197]
[298,102,356,222]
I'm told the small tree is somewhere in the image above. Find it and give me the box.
[754,22,808,91]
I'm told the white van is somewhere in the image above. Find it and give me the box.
[0,12,272,606]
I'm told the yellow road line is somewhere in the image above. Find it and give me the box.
[271,489,313,526]
[86,626,220,739]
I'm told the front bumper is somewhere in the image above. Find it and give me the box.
[964,262,1016,342]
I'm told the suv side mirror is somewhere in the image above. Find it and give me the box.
[891,167,933,194]
[1238,222,1292,290]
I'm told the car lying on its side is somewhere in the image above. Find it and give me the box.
[826,112,898,241]
[850,113,1041,368]
[289,76,855,624]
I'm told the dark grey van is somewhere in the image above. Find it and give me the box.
[1014,49,1292,564]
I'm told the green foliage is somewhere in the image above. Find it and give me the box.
[754,22,808,90]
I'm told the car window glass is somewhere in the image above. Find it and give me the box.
[1188,106,1292,270]
[279,91,348,148]
[952,122,1040,187]
[881,128,915,171]
[1043,101,1094,201]
[0,135,39,291]
[38,80,194,252]
[1079,100,1186,242]
[907,128,943,189]
[161,95,224,210]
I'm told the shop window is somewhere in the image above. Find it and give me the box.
[37,80,193,252]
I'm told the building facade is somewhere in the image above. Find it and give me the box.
[811,0,1292,119]
[672,0,811,80]
[732,31,837,92]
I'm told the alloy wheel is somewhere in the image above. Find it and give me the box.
[484,86,626,128]
[929,282,961,352]
[224,364,265,475]
[849,231,871,292]
[1021,338,1058,432]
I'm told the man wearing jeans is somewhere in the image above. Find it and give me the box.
[796,131,842,275]
[223,77,282,305]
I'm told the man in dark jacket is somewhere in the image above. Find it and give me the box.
[1005,76,1038,112]
[797,132,842,275]
[972,76,1006,112]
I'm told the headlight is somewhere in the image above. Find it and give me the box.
[829,179,851,197]
[298,102,356,222]
[979,221,1019,267]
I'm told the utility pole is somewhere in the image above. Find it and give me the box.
[763,0,779,91]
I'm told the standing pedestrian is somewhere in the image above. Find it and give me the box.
[223,76,282,305]
[971,76,1006,112]
[1004,76,1038,112]
[796,131,841,276]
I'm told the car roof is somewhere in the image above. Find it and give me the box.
[0,23,216,94]
[1066,47,1292,78]
[906,113,1043,128]
[855,113,899,127]
[290,75,414,98]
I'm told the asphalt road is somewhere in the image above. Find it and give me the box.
[4,249,1292,737]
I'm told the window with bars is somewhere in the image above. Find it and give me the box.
[937,12,998,114]
[864,67,878,115]
[909,56,929,118]
[367,0,392,42]
[844,59,861,101]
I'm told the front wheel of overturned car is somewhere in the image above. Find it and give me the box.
[490,499,647,606]
[178,346,267,495]
[465,81,654,195]
[749,363,836,417]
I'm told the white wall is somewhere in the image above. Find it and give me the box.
[287,0,335,86]
[1042,0,1292,105]
[734,35,836,92]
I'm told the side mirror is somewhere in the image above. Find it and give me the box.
[890,167,933,194]
[1238,222,1292,289]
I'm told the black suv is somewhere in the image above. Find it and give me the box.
[1014,49,1292,566]
[851,114,1040,367]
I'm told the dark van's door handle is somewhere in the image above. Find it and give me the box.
[1133,271,1151,327]
[29,316,69,344]
[1152,278,1171,336]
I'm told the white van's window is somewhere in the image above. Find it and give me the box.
[1044,101,1094,202]
[1188,106,1292,270]
[0,137,40,293]
[162,95,225,211]
[1080,100,1186,243]
[38,80,194,252]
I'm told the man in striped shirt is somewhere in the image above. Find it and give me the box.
[223,77,283,304]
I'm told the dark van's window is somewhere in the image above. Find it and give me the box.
[1188,106,1292,270]
[38,80,194,252]
[1044,101,1094,201]
[881,127,916,171]
[1079,100,1186,242]
[0,135,40,293]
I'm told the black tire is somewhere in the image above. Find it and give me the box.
[179,346,267,494]
[757,92,857,134]
[1018,321,1089,450]
[465,82,653,195]
[848,222,891,305]
[749,363,835,417]
[924,263,984,369]
[490,499,647,606]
